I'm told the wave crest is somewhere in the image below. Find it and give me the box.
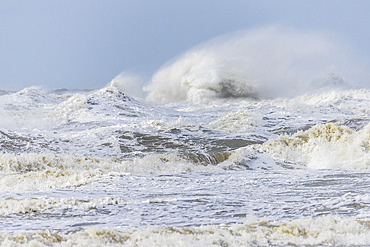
[145,26,358,104]
[261,123,370,169]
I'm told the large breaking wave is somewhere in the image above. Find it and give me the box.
[144,26,364,104]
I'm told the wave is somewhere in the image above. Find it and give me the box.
[144,26,364,104]
[0,151,248,192]
[1,216,368,246]
[52,85,150,125]
[4,122,367,192]
[0,85,152,131]
[261,122,370,170]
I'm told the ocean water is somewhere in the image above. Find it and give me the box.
[0,84,368,246]
[1,28,370,246]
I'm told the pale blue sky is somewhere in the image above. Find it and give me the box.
[1,0,370,90]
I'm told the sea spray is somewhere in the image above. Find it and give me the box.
[145,26,357,103]
[108,71,146,99]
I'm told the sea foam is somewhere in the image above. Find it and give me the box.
[0,216,368,246]
[261,122,370,170]
[0,151,244,192]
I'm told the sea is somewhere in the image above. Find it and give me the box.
[0,27,369,246]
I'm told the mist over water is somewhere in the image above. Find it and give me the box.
[145,26,366,104]
[108,72,146,100]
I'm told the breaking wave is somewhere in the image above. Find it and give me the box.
[261,123,370,170]
[144,26,363,104]
[0,150,247,192]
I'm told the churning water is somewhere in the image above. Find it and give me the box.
[0,27,369,246]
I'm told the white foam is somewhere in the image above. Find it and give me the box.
[261,123,370,170]
[0,197,128,216]
[0,152,241,192]
[0,216,368,246]
[284,89,369,108]
[0,87,60,130]
[207,110,261,133]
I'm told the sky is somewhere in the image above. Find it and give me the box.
[1,0,370,90]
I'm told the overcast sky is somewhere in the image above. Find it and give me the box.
[1,0,370,90]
